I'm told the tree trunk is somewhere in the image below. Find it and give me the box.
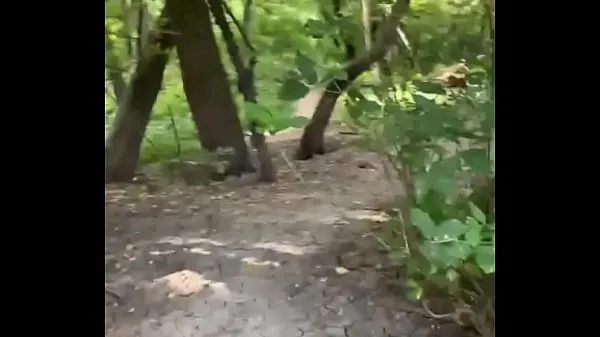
[105,9,174,182]
[166,0,253,176]
[105,27,127,104]
[296,0,411,160]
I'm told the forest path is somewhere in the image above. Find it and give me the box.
[104,91,467,337]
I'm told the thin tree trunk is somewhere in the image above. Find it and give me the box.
[208,0,257,103]
[105,9,174,182]
[132,0,153,59]
[166,0,253,176]
[361,0,381,82]
[296,0,411,160]
[105,27,127,104]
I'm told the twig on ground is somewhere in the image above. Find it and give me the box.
[362,232,391,250]
[422,299,473,326]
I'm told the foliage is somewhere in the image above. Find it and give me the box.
[348,64,495,336]
[276,0,494,335]
[106,0,488,164]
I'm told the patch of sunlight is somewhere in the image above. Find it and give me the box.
[241,256,281,268]
[344,210,391,223]
[189,247,211,255]
[149,249,177,256]
[158,236,227,247]
[252,242,316,255]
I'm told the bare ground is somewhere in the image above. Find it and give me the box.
[106,136,471,337]
[105,92,470,337]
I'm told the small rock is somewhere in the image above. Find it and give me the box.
[156,270,208,297]
[334,266,349,275]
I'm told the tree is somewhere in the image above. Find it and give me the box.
[105,26,127,105]
[105,9,174,182]
[295,0,411,160]
[208,0,276,182]
[166,0,254,176]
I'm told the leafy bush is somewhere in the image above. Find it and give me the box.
[343,61,495,336]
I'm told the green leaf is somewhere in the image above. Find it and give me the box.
[346,104,363,121]
[426,156,460,198]
[287,116,310,128]
[464,225,481,247]
[268,118,289,134]
[429,178,457,199]
[356,99,380,114]
[244,102,272,125]
[445,241,471,262]
[332,68,348,81]
[416,109,446,137]
[468,201,487,223]
[383,103,403,116]
[413,79,446,94]
[421,241,466,268]
[382,114,402,144]
[411,208,437,239]
[406,278,423,301]
[295,52,318,85]
[475,246,495,273]
[304,18,329,37]
[413,94,439,113]
[435,219,467,240]
[346,88,364,101]
[270,38,292,53]
[466,67,487,85]
[278,78,310,101]
[428,155,460,178]
[460,149,490,175]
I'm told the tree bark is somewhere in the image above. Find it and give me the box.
[166,0,253,176]
[105,27,127,104]
[296,0,411,160]
[105,9,173,182]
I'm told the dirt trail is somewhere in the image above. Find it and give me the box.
[105,92,467,337]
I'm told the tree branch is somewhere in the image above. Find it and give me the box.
[222,0,254,51]
[207,0,257,102]
[325,0,411,91]
[346,0,411,80]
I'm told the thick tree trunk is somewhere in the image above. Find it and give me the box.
[296,0,411,160]
[105,9,173,182]
[166,0,253,176]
